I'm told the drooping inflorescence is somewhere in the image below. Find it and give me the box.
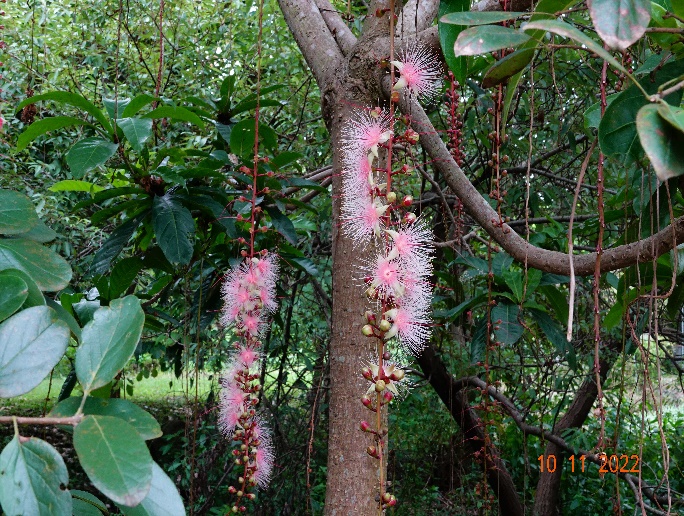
[220,253,279,508]
[339,42,441,512]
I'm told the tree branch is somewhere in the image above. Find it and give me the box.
[396,89,684,276]
[0,415,82,426]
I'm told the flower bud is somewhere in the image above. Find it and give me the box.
[378,319,391,332]
[361,396,372,407]
[383,390,394,402]
[364,310,376,322]
[386,191,397,203]
[361,367,373,380]
[366,445,378,457]
[390,90,400,103]
[404,212,417,223]
[382,492,392,503]
[375,379,386,392]
[402,195,413,207]
[390,369,405,381]
[361,325,374,336]
[360,420,371,432]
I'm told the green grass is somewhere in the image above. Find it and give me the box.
[0,372,217,417]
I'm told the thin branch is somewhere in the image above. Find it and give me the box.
[0,415,82,426]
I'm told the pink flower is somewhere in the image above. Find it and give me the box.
[342,148,374,194]
[342,195,388,242]
[384,302,432,354]
[366,254,404,297]
[252,420,274,489]
[236,345,261,368]
[391,45,442,100]
[386,219,433,267]
[342,109,392,159]
[219,379,247,436]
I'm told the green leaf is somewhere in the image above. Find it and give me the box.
[0,238,72,291]
[583,93,618,130]
[454,25,531,56]
[657,101,684,133]
[122,94,160,118]
[491,303,523,345]
[0,189,39,235]
[530,308,576,368]
[482,48,536,88]
[152,195,195,265]
[0,435,72,516]
[598,59,684,163]
[636,104,684,181]
[76,296,145,394]
[118,463,185,516]
[45,298,82,342]
[103,97,131,120]
[49,397,161,440]
[229,118,277,156]
[16,116,90,151]
[109,257,144,299]
[0,274,28,322]
[117,118,153,152]
[15,91,113,134]
[66,137,119,179]
[265,206,298,245]
[0,268,45,308]
[71,490,107,516]
[441,11,526,25]
[434,293,488,320]
[438,0,471,84]
[270,151,303,170]
[521,19,631,76]
[281,254,318,276]
[538,285,569,322]
[11,219,58,244]
[142,106,205,129]
[588,0,651,50]
[470,318,487,364]
[74,415,152,507]
[90,214,146,277]
[503,269,524,303]
[0,306,69,397]
[49,180,105,193]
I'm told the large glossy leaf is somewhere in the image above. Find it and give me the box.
[12,219,58,244]
[117,118,153,152]
[530,308,576,369]
[636,104,684,181]
[90,214,146,276]
[75,296,145,394]
[0,274,28,322]
[0,306,69,397]
[74,415,152,507]
[441,11,525,25]
[522,19,630,76]
[454,25,531,56]
[49,396,161,440]
[71,490,107,516]
[0,268,45,308]
[109,256,144,299]
[588,0,651,50]
[142,106,205,128]
[122,94,160,118]
[49,180,105,194]
[229,118,277,156]
[265,205,298,245]
[438,0,471,84]
[118,463,185,516]
[16,116,91,151]
[598,59,684,163]
[152,195,195,265]
[491,303,523,345]
[0,190,39,235]
[482,48,535,88]
[66,137,119,179]
[15,91,113,134]
[0,436,72,516]
[103,97,131,119]
[0,237,72,291]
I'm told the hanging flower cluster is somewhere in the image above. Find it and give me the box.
[219,252,279,509]
[340,43,440,511]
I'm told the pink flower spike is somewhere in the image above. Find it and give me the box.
[391,45,442,101]
[236,345,261,368]
[369,255,403,296]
